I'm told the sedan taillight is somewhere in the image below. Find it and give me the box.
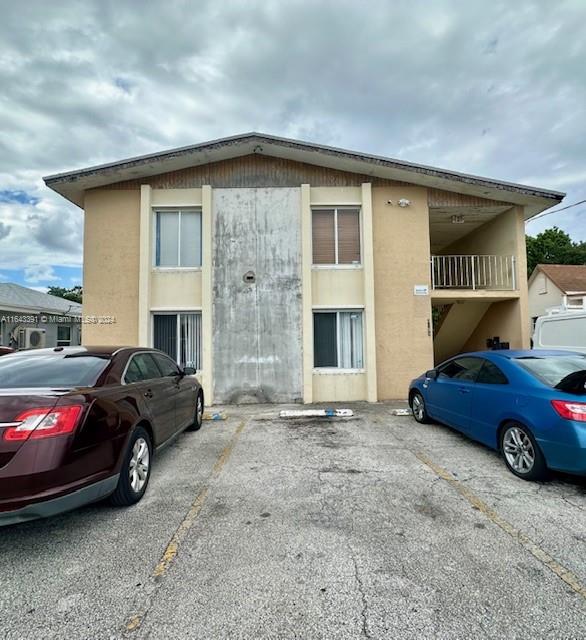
[3,405,84,441]
[551,400,586,422]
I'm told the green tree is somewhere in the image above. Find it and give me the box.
[526,227,586,277]
[47,285,82,304]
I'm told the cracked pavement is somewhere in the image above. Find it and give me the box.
[0,403,585,639]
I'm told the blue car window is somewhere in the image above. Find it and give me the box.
[477,361,508,385]
[438,357,483,382]
[516,355,586,389]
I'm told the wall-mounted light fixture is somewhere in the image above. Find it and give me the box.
[386,198,412,207]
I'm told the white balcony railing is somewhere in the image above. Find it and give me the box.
[431,255,517,291]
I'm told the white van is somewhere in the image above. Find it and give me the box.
[533,310,586,354]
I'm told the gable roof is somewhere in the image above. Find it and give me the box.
[0,283,82,315]
[43,132,564,216]
[530,264,586,294]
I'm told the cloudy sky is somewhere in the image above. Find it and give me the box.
[0,0,585,290]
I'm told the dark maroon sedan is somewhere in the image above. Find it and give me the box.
[0,346,204,526]
[0,347,14,356]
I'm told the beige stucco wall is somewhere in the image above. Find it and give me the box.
[310,186,361,205]
[312,372,367,402]
[83,190,140,345]
[312,269,364,306]
[442,207,518,256]
[434,301,490,363]
[150,270,203,309]
[462,299,525,351]
[439,206,530,350]
[372,186,433,399]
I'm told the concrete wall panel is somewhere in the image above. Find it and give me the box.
[212,188,302,403]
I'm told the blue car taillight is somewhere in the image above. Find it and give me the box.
[551,400,586,422]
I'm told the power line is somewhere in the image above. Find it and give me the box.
[526,199,586,224]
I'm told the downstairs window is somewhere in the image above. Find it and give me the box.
[313,310,364,369]
[153,312,202,370]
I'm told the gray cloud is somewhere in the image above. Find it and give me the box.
[0,221,11,241]
[0,0,585,282]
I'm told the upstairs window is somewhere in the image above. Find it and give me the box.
[312,208,361,266]
[155,210,202,268]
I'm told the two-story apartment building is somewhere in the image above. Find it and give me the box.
[44,133,564,404]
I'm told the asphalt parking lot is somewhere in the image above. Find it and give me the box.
[1,403,585,639]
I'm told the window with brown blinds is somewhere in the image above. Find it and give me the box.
[312,209,336,264]
[312,207,361,265]
[337,209,360,264]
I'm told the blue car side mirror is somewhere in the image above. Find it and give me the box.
[426,369,438,380]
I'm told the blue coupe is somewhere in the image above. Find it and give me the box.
[409,350,586,480]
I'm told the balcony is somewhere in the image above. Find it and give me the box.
[431,255,517,291]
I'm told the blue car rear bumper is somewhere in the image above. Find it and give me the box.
[538,422,586,475]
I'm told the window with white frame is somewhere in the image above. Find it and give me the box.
[152,312,202,370]
[57,325,71,347]
[313,310,364,369]
[312,207,361,266]
[155,210,202,268]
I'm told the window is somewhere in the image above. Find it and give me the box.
[124,358,143,384]
[153,312,202,370]
[312,208,360,265]
[516,354,586,388]
[0,354,109,388]
[152,352,181,377]
[127,353,162,382]
[57,326,71,347]
[313,310,364,369]
[438,357,483,381]
[155,210,202,268]
[477,360,508,385]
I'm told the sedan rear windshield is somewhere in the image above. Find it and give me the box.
[0,354,110,389]
[516,355,586,393]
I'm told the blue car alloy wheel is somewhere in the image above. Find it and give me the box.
[500,422,547,481]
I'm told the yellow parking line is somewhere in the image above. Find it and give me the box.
[415,451,586,601]
[126,419,248,632]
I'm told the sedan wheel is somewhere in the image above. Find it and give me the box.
[501,423,547,481]
[186,392,204,432]
[129,437,150,493]
[110,426,153,506]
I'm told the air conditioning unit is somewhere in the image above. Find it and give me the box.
[18,328,46,350]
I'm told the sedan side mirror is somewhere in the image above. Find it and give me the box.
[183,367,196,376]
[425,369,438,380]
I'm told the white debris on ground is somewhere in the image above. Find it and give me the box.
[391,408,411,416]
[203,411,227,421]
[279,409,354,419]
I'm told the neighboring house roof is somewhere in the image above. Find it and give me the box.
[0,283,82,316]
[529,264,586,294]
[43,132,564,216]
